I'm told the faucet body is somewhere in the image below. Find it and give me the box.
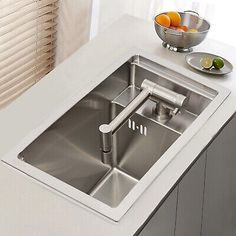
[99,79,187,165]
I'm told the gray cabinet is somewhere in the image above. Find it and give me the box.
[137,115,236,236]
[139,188,178,236]
[138,152,206,236]
[175,153,206,236]
[202,116,236,236]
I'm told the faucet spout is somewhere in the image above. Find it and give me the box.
[99,79,187,165]
[99,88,150,165]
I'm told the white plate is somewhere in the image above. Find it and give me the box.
[185,52,233,75]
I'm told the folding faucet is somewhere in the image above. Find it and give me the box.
[99,79,187,165]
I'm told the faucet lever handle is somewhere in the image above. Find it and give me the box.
[162,103,179,115]
[154,102,180,122]
[171,107,179,116]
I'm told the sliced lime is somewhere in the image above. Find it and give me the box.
[213,57,224,70]
[200,57,213,69]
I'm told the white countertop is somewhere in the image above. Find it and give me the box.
[0,16,235,236]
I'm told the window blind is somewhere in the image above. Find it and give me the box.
[0,0,58,107]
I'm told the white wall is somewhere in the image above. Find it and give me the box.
[94,0,163,34]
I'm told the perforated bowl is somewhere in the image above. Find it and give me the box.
[154,11,210,52]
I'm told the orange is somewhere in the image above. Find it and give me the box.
[155,14,171,28]
[167,11,181,27]
[188,28,198,33]
[177,25,188,32]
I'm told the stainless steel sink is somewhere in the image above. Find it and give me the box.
[3,54,230,221]
[20,92,180,207]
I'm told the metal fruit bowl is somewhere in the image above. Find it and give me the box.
[154,11,210,52]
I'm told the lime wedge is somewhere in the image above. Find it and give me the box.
[200,57,213,69]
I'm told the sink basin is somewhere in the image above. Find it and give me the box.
[3,54,230,221]
[20,93,180,207]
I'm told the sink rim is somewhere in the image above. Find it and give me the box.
[2,49,231,222]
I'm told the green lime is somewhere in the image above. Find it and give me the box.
[213,57,224,69]
[200,57,213,69]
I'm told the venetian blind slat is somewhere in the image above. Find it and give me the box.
[0,65,53,106]
[0,50,55,85]
[0,24,57,53]
[0,10,57,37]
[0,0,58,108]
[0,61,53,102]
[0,43,56,77]
[0,0,58,19]
[0,26,56,61]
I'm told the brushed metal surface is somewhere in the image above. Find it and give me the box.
[99,79,186,164]
[90,168,138,207]
[12,54,229,221]
[154,12,210,51]
[113,103,180,180]
[20,96,180,206]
